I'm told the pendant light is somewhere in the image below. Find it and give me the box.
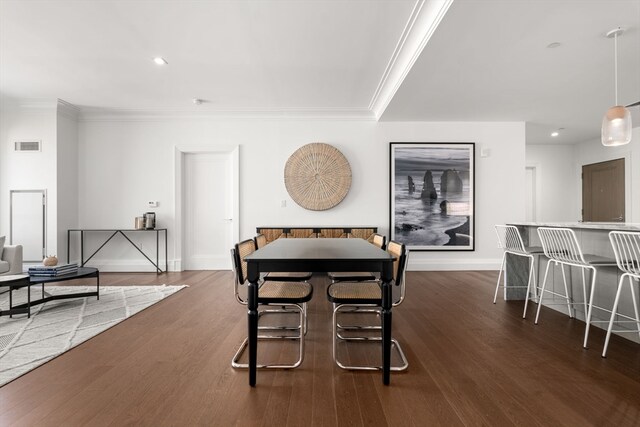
[602,28,632,147]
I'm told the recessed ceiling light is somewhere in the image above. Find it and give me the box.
[546,42,562,49]
[551,131,559,137]
[153,57,168,65]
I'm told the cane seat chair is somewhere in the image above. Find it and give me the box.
[493,225,544,318]
[327,233,387,283]
[326,240,409,371]
[254,234,313,282]
[602,231,640,357]
[231,239,313,369]
[535,227,617,349]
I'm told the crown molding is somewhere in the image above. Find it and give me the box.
[368,0,453,120]
[57,99,80,120]
[79,108,377,122]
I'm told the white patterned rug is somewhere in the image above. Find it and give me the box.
[0,285,186,387]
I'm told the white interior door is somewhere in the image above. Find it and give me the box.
[10,190,46,262]
[183,153,232,270]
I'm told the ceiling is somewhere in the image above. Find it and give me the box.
[381,0,640,144]
[1,0,639,145]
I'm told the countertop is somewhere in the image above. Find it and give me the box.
[508,222,640,231]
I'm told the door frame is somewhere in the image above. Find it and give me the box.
[525,163,541,222]
[10,189,47,262]
[174,145,240,271]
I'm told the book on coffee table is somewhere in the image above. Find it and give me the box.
[28,263,79,277]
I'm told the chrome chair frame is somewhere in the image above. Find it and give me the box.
[535,227,616,349]
[328,241,409,371]
[230,240,312,369]
[602,231,640,357]
[493,225,542,318]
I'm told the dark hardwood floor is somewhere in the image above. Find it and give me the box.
[1,270,639,426]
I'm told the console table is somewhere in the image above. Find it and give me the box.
[67,229,168,273]
[256,226,378,243]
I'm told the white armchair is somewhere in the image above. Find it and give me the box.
[0,245,24,276]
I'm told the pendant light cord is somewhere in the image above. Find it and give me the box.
[614,30,619,106]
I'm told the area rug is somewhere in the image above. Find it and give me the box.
[0,285,186,387]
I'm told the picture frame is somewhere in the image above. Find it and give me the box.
[389,142,475,251]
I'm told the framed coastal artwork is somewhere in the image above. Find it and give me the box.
[389,142,475,251]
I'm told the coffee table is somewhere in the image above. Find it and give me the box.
[7,267,100,318]
[0,274,32,317]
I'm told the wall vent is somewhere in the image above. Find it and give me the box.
[14,140,41,152]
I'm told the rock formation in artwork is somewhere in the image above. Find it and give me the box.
[421,171,438,200]
[408,176,415,193]
[440,169,463,194]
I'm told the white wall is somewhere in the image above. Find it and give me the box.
[77,117,525,271]
[56,105,79,258]
[0,102,58,255]
[378,122,525,270]
[525,144,578,222]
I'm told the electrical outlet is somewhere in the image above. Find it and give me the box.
[148,201,158,208]
[281,200,287,208]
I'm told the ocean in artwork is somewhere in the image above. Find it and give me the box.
[392,146,473,248]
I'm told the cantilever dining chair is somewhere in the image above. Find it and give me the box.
[493,225,543,318]
[230,239,313,369]
[328,233,387,283]
[535,227,617,349]
[254,234,312,282]
[326,240,409,371]
[602,231,640,357]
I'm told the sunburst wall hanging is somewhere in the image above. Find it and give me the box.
[284,142,352,211]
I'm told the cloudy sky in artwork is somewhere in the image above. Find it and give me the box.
[393,145,471,174]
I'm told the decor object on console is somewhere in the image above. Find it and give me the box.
[390,142,475,251]
[43,255,58,266]
[284,143,351,211]
[602,27,632,147]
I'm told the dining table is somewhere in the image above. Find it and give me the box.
[244,237,395,386]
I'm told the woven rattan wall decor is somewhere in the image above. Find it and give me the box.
[284,143,352,211]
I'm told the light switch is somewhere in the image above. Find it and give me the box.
[281,200,287,208]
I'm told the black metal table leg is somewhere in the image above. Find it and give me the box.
[165,229,168,272]
[381,260,393,385]
[247,263,260,386]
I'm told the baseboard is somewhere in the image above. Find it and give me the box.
[407,258,502,271]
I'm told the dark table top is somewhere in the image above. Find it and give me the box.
[29,267,99,284]
[246,238,393,262]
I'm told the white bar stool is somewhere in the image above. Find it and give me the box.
[535,227,617,348]
[494,225,543,318]
[602,231,640,357]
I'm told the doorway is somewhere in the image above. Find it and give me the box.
[175,146,239,271]
[582,158,625,222]
[10,190,46,262]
